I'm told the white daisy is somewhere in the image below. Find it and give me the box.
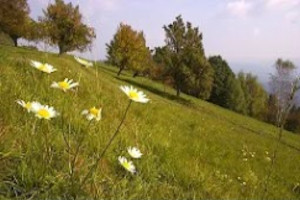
[16,100,33,112]
[127,147,143,159]
[118,156,136,174]
[81,107,102,121]
[16,100,41,113]
[30,60,57,74]
[120,85,149,103]
[74,56,93,68]
[34,104,59,120]
[51,78,79,92]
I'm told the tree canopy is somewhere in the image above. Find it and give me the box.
[0,0,31,46]
[40,0,95,54]
[157,15,214,98]
[238,72,268,119]
[106,23,150,76]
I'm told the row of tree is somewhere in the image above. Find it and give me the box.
[0,0,95,54]
[1,0,299,133]
[106,16,300,133]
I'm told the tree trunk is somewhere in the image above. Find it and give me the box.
[12,37,18,47]
[58,46,64,55]
[58,44,66,55]
[117,67,124,76]
[133,71,139,78]
[176,87,180,97]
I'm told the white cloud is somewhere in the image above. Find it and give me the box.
[227,0,253,18]
[266,0,300,9]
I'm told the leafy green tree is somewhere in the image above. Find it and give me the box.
[208,56,247,113]
[159,15,214,98]
[106,23,150,76]
[0,0,31,46]
[40,0,95,54]
[238,72,268,119]
[227,78,248,114]
[208,56,236,107]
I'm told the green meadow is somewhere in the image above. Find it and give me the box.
[0,45,300,199]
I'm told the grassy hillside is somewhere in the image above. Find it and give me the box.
[0,45,300,199]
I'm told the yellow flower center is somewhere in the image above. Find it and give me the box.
[89,107,99,116]
[38,109,50,119]
[25,102,32,110]
[122,162,130,170]
[38,64,46,71]
[129,91,139,99]
[58,81,70,90]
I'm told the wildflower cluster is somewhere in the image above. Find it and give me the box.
[17,100,59,120]
[241,147,256,162]
[17,57,150,186]
[118,147,143,174]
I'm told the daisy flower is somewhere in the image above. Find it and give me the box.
[16,100,41,113]
[74,56,93,68]
[81,107,102,121]
[120,85,149,103]
[127,147,143,159]
[118,156,136,174]
[51,78,79,92]
[16,100,33,112]
[30,60,57,74]
[34,104,59,120]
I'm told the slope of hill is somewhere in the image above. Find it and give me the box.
[0,46,300,199]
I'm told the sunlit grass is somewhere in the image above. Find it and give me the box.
[0,45,300,199]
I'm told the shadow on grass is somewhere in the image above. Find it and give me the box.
[117,77,193,107]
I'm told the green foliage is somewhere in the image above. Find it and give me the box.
[0,0,31,46]
[238,72,268,119]
[40,0,95,54]
[157,15,214,98]
[106,23,150,77]
[285,106,300,133]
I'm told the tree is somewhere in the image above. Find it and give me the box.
[40,0,95,54]
[106,23,150,76]
[269,59,300,130]
[262,59,299,198]
[0,0,31,46]
[227,78,248,114]
[207,56,248,113]
[208,56,235,107]
[238,72,268,119]
[159,15,214,98]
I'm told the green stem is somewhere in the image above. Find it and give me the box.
[80,100,132,187]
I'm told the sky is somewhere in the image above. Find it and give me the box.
[27,0,300,80]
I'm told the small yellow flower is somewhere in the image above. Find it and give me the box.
[81,107,102,121]
[120,85,149,103]
[74,56,93,68]
[30,60,57,73]
[34,104,59,120]
[51,78,79,92]
[118,156,136,174]
[127,147,143,159]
